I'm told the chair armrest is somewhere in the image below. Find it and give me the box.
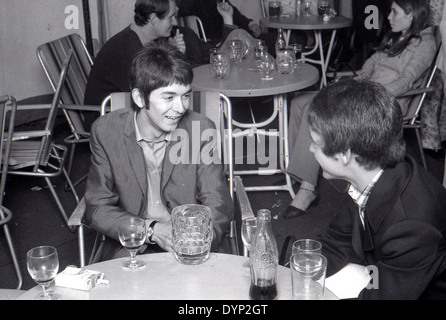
[234,176,254,220]
[60,104,102,113]
[11,130,51,141]
[15,104,52,111]
[68,197,86,227]
[397,87,435,98]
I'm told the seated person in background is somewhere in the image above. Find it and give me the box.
[310,79,446,300]
[178,0,261,44]
[84,0,237,106]
[283,0,436,219]
[84,41,234,261]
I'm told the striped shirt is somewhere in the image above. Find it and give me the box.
[348,169,384,229]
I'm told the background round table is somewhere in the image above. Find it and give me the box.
[192,57,319,197]
[18,252,338,300]
[192,57,319,97]
[261,15,352,87]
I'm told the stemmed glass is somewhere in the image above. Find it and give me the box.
[118,217,147,270]
[26,246,61,300]
[259,52,275,80]
[241,217,257,267]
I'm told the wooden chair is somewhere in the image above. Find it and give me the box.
[69,93,254,266]
[0,95,23,289]
[177,15,208,42]
[36,33,100,187]
[7,52,80,229]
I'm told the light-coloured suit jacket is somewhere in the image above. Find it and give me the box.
[85,108,234,256]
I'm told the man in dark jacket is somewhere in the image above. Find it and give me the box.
[308,79,446,299]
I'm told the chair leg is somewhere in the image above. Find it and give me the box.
[44,177,70,227]
[1,207,23,289]
[62,167,80,204]
[415,128,428,170]
[78,224,85,267]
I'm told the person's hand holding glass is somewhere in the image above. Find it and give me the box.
[118,217,147,270]
[241,217,257,267]
[27,246,61,300]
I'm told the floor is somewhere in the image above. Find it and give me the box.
[0,109,444,292]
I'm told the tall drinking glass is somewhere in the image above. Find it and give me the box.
[27,246,61,300]
[290,252,327,300]
[268,1,283,18]
[318,0,331,16]
[118,217,147,270]
[253,39,267,60]
[241,217,257,267]
[292,239,322,255]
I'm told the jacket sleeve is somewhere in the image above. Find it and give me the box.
[358,219,446,300]
[229,1,253,32]
[385,35,437,97]
[84,119,140,241]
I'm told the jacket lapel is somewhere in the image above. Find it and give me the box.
[122,110,147,194]
[350,202,366,261]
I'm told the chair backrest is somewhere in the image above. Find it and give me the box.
[0,96,17,205]
[403,43,441,125]
[35,51,73,168]
[100,92,131,116]
[37,33,94,135]
[177,15,208,42]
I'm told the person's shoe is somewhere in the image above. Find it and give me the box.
[282,205,306,219]
[282,188,319,219]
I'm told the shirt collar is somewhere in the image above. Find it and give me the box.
[134,112,171,144]
[348,169,384,209]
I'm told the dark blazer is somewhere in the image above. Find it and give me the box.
[318,156,446,299]
[85,108,234,259]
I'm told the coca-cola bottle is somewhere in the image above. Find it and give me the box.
[249,209,279,300]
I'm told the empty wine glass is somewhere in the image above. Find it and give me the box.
[259,52,275,80]
[27,246,61,300]
[241,217,257,267]
[118,217,147,270]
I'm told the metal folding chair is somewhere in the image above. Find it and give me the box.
[0,95,23,289]
[36,33,100,188]
[7,52,80,229]
[398,44,442,170]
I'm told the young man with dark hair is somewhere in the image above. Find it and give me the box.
[309,79,446,299]
[84,41,234,260]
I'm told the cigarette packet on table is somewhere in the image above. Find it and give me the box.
[55,266,109,291]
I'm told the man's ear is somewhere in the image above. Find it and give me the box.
[132,88,145,110]
[337,149,352,165]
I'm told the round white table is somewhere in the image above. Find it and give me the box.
[18,253,338,300]
[261,15,352,87]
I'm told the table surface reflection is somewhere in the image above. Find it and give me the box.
[18,252,338,300]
